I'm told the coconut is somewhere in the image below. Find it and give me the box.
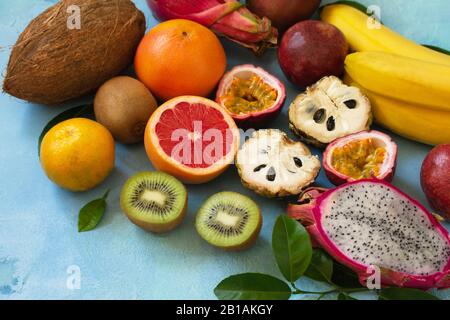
[3,0,146,105]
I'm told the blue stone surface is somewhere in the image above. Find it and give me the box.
[0,0,449,299]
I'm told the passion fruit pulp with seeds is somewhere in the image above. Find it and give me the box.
[332,140,386,178]
[222,75,277,114]
[216,65,286,128]
[323,130,398,186]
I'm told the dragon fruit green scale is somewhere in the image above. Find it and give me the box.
[288,179,450,289]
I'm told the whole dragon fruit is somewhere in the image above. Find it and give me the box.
[147,0,278,55]
[288,179,450,289]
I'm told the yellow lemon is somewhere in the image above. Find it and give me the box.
[40,118,115,191]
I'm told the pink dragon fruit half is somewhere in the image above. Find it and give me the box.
[147,0,278,55]
[288,179,450,289]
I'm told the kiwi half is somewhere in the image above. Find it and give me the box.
[195,192,262,250]
[120,171,187,233]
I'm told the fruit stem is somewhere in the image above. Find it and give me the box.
[339,287,370,293]
[292,286,369,296]
[292,289,336,295]
[102,189,111,200]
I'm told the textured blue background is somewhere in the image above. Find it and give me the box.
[0,0,449,300]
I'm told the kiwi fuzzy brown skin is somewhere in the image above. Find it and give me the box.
[3,0,145,105]
[94,76,158,144]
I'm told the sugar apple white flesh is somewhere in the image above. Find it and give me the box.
[289,76,372,147]
[236,129,321,197]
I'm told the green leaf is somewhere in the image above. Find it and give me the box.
[378,288,440,300]
[272,215,313,282]
[78,190,110,232]
[214,273,292,300]
[305,249,333,284]
[38,104,94,156]
[422,44,450,55]
[331,262,363,289]
[338,292,357,300]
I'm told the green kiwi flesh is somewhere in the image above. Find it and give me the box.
[195,192,262,250]
[120,171,187,233]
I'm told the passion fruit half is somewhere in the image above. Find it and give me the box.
[323,130,397,186]
[216,64,286,128]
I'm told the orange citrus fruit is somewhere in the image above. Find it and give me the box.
[135,19,227,101]
[40,118,115,191]
[144,96,240,184]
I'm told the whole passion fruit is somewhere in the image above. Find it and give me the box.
[421,144,450,220]
[323,130,397,186]
[278,20,348,88]
[246,0,321,34]
[216,64,286,128]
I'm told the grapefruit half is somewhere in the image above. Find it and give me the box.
[144,96,240,184]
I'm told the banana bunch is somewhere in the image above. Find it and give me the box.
[320,4,450,66]
[322,4,450,145]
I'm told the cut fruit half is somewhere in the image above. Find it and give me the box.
[288,179,450,289]
[144,96,240,184]
[323,130,397,185]
[195,191,262,250]
[216,64,286,128]
[289,76,372,147]
[120,171,187,233]
[236,129,321,197]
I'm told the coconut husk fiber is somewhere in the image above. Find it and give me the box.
[3,0,146,105]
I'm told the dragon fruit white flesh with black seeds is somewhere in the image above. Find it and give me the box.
[288,179,450,289]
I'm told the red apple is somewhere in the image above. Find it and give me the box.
[246,0,321,34]
[278,20,348,88]
[421,144,450,220]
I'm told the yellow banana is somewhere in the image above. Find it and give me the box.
[345,52,450,111]
[344,74,450,146]
[321,4,450,66]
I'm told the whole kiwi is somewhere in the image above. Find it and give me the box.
[94,76,158,144]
